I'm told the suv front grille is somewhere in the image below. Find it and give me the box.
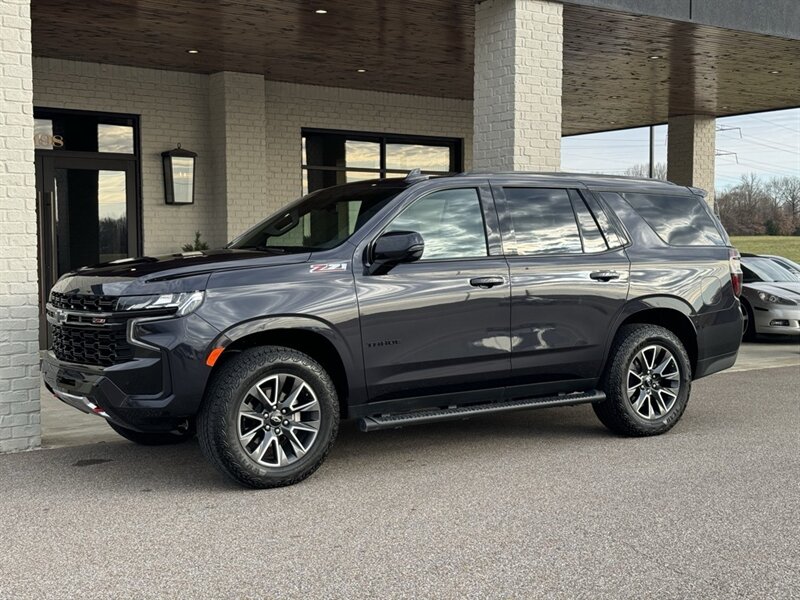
[50,323,133,367]
[48,293,134,367]
[50,291,117,312]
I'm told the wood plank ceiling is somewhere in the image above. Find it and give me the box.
[31,0,800,135]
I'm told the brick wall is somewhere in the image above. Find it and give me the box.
[33,58,224,253]
[262,82,474,216]
[209,73,268,240]
[474,0,563,172]
[0,0,41,451]
[32,59,474,247]
[668,114,717,206]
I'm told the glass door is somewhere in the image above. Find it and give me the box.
[36,154,139,346]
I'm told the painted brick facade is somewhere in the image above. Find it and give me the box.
[0,0,41,451]
[667,114,717,206]
[33,58,224,253]
[31,59,474,248]
[209,73,269,240]
[474,0,563,172]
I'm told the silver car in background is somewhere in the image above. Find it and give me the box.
[740,256,800,340]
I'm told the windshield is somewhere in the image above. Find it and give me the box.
[230,184,404,252]
[741,257,800,283]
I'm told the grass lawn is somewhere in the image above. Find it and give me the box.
[730,236,800,262]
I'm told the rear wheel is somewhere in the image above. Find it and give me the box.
[741,300,757,341]
[108,421,194,446]
[593,324,691,436]
[198,346,339,489]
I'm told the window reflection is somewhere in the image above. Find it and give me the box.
[34,119,55,149]
[98,170,128,262]
[97,124,134,153]
[386,144,450,172]
[387,188,487,260]
[505,188,582,255]
[345,141,380,169]
[170,156,195,203]
[622,193,724,246]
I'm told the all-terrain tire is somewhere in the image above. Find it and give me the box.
[108,421,194,445]
[197,346,339,489]
[593,324,692,437]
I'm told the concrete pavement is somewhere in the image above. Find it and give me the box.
[3,364,799,598]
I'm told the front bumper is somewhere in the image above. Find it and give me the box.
[753,304,800,336]
[42,313,220,432]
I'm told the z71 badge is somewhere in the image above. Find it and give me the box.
[309,263,348,273]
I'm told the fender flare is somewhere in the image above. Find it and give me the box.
[601,295,698,370]
[210,314,363,404]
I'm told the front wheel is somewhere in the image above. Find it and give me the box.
[198,346,339,489]
[593,324,692,437]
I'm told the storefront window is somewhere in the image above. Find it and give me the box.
[301,129,462,195]
[33,109,136,154]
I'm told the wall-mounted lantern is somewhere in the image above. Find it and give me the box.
[162,144,197,204]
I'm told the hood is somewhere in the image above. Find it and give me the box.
[744,281,800,300]
[51,249,311,297]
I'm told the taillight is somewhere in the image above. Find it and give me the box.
[729,248,742,297]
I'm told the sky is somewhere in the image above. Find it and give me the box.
[561,107,799,191]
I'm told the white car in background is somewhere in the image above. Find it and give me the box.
[740,256,800,340]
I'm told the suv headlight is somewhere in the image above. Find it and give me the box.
[117,291,205,315]
[756,291,795,306]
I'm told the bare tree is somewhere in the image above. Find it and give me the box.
[622,162,668,180]
[768,176,800,234]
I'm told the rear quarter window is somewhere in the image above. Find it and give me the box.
[621,193,724,246]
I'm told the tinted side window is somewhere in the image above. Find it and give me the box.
[570,193,608,253]
[622,193,724,246]
[387,188,487,260]
[504,188,582,255]
[585,193,626,248]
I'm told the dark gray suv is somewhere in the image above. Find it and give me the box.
[42,172,743,488]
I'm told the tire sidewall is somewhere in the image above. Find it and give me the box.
[614,329,691,433]
[207,348,338,486]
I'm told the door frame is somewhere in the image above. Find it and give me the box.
[35,152,141,347]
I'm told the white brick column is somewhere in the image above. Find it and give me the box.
[0,0,40,452]
[473,0,563,172]
[209,72,268,241]
[668,114,717,206]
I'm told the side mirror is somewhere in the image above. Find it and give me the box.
[368,231,424,275]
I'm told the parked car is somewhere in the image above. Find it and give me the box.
[739,256,800,339]
[42,172,743,488]
[760,254,800,279]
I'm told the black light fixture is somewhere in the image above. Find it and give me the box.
[162,144,197,205]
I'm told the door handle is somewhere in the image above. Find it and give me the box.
[589,270,620,282]
[469,276,505,288]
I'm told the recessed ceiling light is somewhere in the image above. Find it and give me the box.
[768,69,781,74]
[315,9,327,14]
[609,95,620,99]
[649,55,662,60]
[186,49,199,54]
[357,69,367,73]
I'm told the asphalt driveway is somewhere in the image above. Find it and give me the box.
[2,364,799,599]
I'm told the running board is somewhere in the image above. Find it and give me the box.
[357,390,605,432]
